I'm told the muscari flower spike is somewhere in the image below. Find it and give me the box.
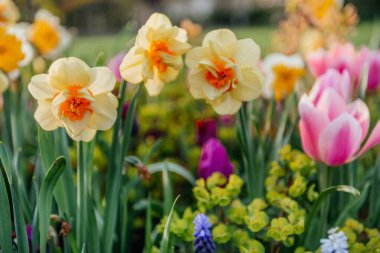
[320,227,348,253]
[194,213,216,253]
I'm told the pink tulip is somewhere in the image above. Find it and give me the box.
[107,52,125,83]
[306,43,357,82]
[356,47,380,92]
[309,69,352,104]
[299,89,380,166]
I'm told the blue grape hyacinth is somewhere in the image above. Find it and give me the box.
[194,213,216,253]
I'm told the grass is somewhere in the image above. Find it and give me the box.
[67,21,380,63]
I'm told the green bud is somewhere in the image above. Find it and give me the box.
[293,219,305,235]
[206,172,227,189]
[307,184,319,202]
[208,214,219,225]
[211,187,231,206]
[294,247,306,253]
[283,236,295,247]
[212,224,231,244]
[226,174,244,197]
[193,186,212,210]
[366,228,380,238]
[367,236,380,251]
[265,175,278,191]
[344,218,364,234]
[279,197,299,213]
[279,145,292,163]
[269,162,286,177]
[245,211,269,233]
[280,224,294,241]
[341,227,357,246]
[232,229,250,247]
[247,198,268,213]
[350,243,366,253]
[266,191,284,206]
[289,175,307,198]
[196,178,206,188]
[227,199,247,225]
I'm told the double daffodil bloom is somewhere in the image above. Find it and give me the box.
[28,57,118,142]
[120,13,191,96]
[186,29,263,115]
[0,0,20,24]
[0,24,33,80]
[262,53,304,101]
[29,9,71,59]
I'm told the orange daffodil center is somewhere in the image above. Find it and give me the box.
[119,13,190,96]
[262,53,305,102]
[205,60,235,90]
[31,19,60,54]
[59,86,93,121]
[186,29,264,115]
[0,26,25,73]
[28,57,118,142]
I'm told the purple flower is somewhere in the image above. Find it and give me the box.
[107,52,125,83]
[194,214,216,253]
[195,118,217,146]
[198,138,234,180]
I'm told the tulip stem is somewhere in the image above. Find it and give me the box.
[319,164,333,239]
[77,141,87,249]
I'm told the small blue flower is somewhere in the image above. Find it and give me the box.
[194,213,216,253]
[320,227,348,253]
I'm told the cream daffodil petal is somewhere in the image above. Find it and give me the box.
[88,94,118,130]
[0,72,9,94]
[145,13,172,29]
[70,128,97,142]
[120,46,144,84]
[202,29,237,47]
[211,93,242,115]
[185,47,207,69]
[62,111,92,137]
[28,74,59,100]
[144,78,165,96]
[231,68,264,101]
[88,67,116,95]
[234,39,260,68]
[176,28,188,43]
[49,57,91,89]
[34,100,61,131]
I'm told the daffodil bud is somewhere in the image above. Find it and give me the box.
[212,224,231,244]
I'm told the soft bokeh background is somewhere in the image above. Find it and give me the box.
[18,0,380,61]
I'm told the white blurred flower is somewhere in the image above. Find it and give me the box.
[0,0,20,24]
[29,9,71,59]
[262,53,304,101]
[320,227,348,253]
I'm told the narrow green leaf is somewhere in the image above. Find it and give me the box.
[143,138,163,163]
[87,197,100,253]
[163,163,173,215]
[39,156,66,253]
[367,156,380,226]
[160,195,180,253]
[147,162,195,185]
[0,142,12,183]
[335,183,370,226]
[11,186,29,253]
[145,195,152,253]
[0,167,13,253]
[303,185,360,247]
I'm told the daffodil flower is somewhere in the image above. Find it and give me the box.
[186,29,263,115]
[0,0,20,24]
[28,57,118,142]
[29,9,71,59]
[120,13,191,96]
[262,53,304,101]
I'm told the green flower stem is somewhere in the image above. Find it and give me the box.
[238,105,258,199]
[77,141,87,249]
[318,164,333,238]
[102,84,141,253]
